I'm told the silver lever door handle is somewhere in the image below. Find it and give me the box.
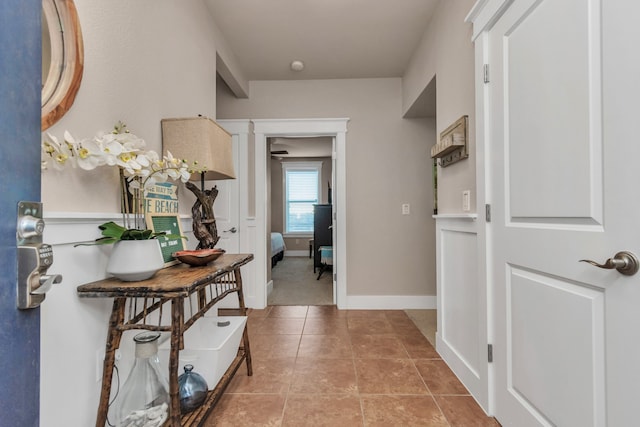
[579,251,639,276]
[224,227,237,233]
[33,274,63,295]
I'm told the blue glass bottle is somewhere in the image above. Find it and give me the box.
[178,364,209,413]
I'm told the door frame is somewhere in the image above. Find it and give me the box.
[465,0,514,416]
[252,118,349,309]
[208,121,241,254]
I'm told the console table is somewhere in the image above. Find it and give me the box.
[77,253,254,427]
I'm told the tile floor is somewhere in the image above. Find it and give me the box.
[204,306,500,426]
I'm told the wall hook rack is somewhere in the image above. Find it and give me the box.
[431,115,469,168]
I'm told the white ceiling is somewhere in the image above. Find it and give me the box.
[205,0,440,81]
[208,1,440,156]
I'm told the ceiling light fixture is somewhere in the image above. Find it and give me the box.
[290,60,305,72]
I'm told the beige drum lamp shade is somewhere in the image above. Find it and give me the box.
[161,117,235,180]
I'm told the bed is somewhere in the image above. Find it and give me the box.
[271,232,286,267]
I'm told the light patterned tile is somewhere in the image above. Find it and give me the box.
[247,307,272,318]
[361,395,448,427]
[414,359,469,395]
[298,334,353,358]
[282,394,363,426]
[254,317,305,335]
[303,316,349,335]
[350,334,409,359]
[203,393,285,427]
[268,305,309,318]
[398,333,441,359]
[347,316,394,335]
[250,333,300,358]
[435,395,501,426]
[207,307,485,427]
[226,357,294,394]
[347,310,388,319]
[291,358,358,394]
[307,305,347,318]
[355,358,428,394]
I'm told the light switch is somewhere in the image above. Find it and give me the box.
[462,190,471,212]
[402,204,410,215]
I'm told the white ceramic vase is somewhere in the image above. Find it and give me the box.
[106,239,164,281]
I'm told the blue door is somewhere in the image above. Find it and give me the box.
[0,0,42,425]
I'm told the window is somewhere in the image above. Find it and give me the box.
[282,162,322,235]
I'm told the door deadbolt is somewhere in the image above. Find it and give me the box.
[17,201,62,309]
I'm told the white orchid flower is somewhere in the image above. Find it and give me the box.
[100,139,124,166]
[145,150,160,163]
[42,123,208,217]
[41,133,58,170]
[165,168,181,180]
[153,169,169,183]
[179,169,192,182]
[117,152,143,174]
[135,153,151,168]
[42,132,76,170]
[112,132,146,151]
[75,139,104,170]
[42,132,58,156]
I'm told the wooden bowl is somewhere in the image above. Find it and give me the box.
[172,249,225,266]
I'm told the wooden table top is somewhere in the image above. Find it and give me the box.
[76,253,253,298]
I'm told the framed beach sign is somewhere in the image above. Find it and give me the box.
[145,213,186,266]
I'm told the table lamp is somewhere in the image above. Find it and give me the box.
[161,116,235,249]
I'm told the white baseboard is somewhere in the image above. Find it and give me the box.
[346,295,436,310]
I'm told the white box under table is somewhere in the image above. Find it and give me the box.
[159,315,247,389]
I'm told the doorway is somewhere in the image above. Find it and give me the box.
[252,118,349,309]
[267,136,334,305]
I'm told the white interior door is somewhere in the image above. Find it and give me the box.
[210,134,240,253]
[488,0,640,426]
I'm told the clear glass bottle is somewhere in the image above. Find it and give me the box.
[115,331,170,427]
[178,364,209,413]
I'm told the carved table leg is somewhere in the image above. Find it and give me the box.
[96,298,126,427]
[168,297,184,426]
[234,268,252,376]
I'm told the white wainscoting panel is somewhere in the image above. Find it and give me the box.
[436,217,488,411]
[440,229,480,375]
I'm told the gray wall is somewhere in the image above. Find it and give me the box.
[403,0,477,214]
[39,1,227,425]
[219,77,437,297]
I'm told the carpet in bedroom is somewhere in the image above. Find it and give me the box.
[268,256,333,305]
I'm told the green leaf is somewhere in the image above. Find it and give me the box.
[98,221,127,239]
[74,221,187,247]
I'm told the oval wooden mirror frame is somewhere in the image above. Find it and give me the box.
[41,0,84,131]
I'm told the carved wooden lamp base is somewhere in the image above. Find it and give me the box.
[185,181,219,250]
